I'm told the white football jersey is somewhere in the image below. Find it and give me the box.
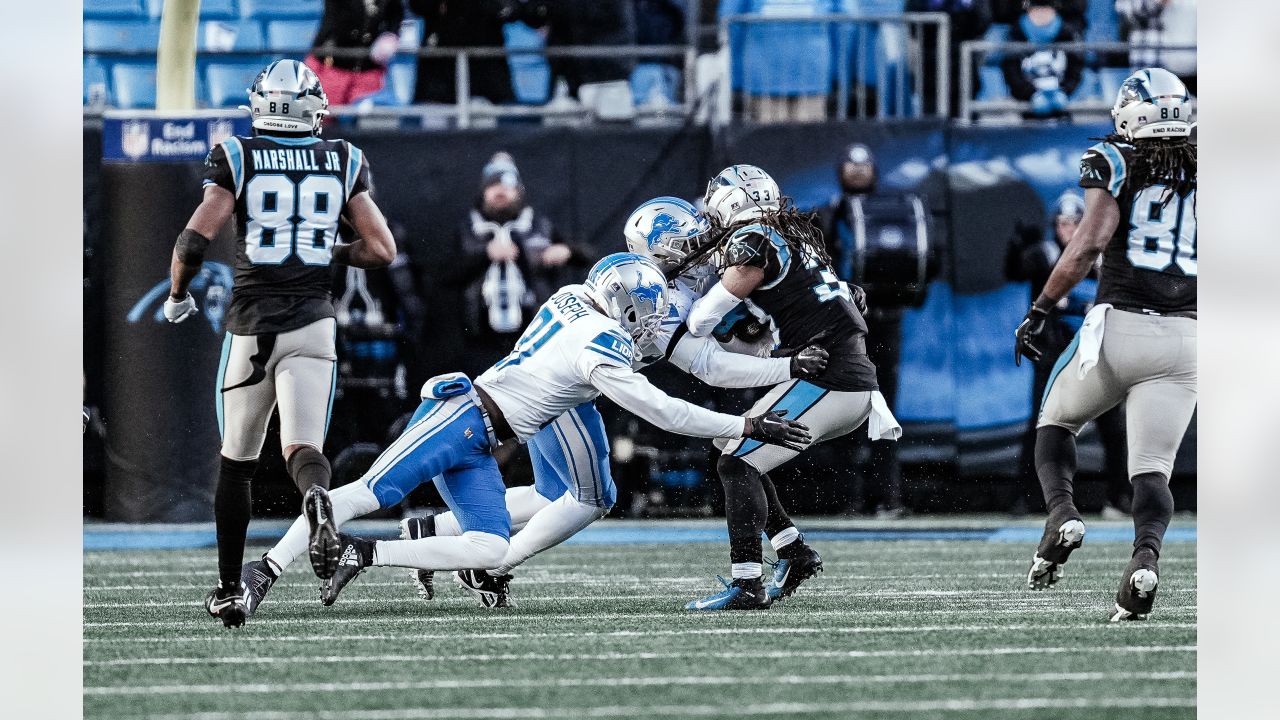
[476,285,643,440]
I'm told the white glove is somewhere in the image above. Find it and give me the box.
[163,293,198,324]
[370,32,400,66]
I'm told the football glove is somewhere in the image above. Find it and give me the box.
[789,345,829,380]
[743,410,811,452]
[1014,303,1051,366]
[164,293,198,324]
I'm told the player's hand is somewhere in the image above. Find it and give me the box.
[850,284,868,314]
[163,293,198,324]
[789,345,829,380]
[743,410,811,452]
[1014,303,1050,366]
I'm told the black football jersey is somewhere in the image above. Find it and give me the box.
[1079,140,1196,313]
[720,223,878,391]
[203,133,371,335]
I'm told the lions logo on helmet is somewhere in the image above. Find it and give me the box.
[703,165,781,227]
[1111,68,1191,141]
[584,253,670,346]
[244,59,330,135]
[623,196,711,271]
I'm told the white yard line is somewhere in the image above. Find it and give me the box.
[84,644,1197,667]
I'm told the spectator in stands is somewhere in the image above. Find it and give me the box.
[992,0,1086,33]
[1000,0,1083,118]
[307,0,405,105]
[1116,0,1196,93]
[409,0,550,105]
[721,0,837,123]
[441,152,594,378]
[905,0,992,117]
[541,0,638,98]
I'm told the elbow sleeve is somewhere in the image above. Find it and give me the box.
[174,228,212,265]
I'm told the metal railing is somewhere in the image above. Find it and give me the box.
[718,12,951,123]
[958,40,1197,122]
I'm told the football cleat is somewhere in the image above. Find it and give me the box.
[239,557,277,617]
[454,569,514,608]
[399,515,437,600]
[320,533,373,607]
[1110,548,1160,622]
[1027,513,1086,590]
[204,581,247,628]
[765,540,824,602]
[304,485,341,580]
[685,576,772,611]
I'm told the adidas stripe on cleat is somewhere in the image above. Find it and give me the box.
[320,533,373,607]
[239,558,277,617]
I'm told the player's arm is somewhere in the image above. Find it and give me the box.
[332,192,397,268]
[589,364,811,449]
[685,266,765,337]
[666,331,826,388]
[164,184,234,323]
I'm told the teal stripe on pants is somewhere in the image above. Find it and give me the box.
[214,333,233,441]
[1040,332,1082,412]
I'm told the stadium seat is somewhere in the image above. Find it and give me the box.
[144,0,237,19]
[386,60,417,106]
[976,66,1009,102]
[199,20,266,52]
[504,21,551,105]
[981,23,1010,66]
[111,61,158,108]
[206,60,270,107]
[1071,67,1101,101]
[631,64,678,106]
[84,0,144,19]
[84,56,112,106]
[238,0,322,20]
[84,19,162,52]
[265,19,320,52]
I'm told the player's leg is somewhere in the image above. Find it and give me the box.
[760,472,823,603]
[1110,318,1196,621]
[273,318,341,579]
[206,331,280,627]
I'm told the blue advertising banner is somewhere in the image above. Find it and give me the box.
[102,112,252,163]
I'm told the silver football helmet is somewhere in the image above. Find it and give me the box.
[245,59,329,134]
[1111,68,1191,141]
[583,253,669,347]
[703,164,781,226]
[623,196,712,272]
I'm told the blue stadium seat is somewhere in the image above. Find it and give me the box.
[198,20,266,52]
[239,0,322,20]
[265,19,320,52]
[386,60,417,106]
[976,66,1009,102]
[1070,68,1101,101]
[504,21,550,104]
[111,61,158,108]
[84,19,161,52]
[84,56,112,105]
[1085,1,1122,43]
[981,24,1010,66]
[631,64,678,106]
[206,60,270,107]
[144,0,237,19]
[85,0,144,19]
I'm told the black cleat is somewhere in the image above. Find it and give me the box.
[320,533,374,607]
[1110,547,1160,622]
[304,486,341,580]
[204,581,247,628]
[686,575,772,611]
[240,557,277,617]
[1027,511,1086,590]
[455,569,514,608]
[766,540,824,603]
[399,515,437,600]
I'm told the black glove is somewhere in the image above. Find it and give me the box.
[743,410,812,452]
[789,345,829,379]
[851,284,868,314]
[1014,301,1052,366]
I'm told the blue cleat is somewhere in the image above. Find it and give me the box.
[685,576,771,611]
[765,541,824,602]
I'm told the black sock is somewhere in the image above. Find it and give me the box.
[719,455,767,566]
[760,473,795,540]
[286,446,331,495]
[1130,472,1174,558]
[1034,425,1080,518]
[215,457,258,588]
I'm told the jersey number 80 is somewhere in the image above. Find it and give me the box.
[1126,185,1196,277]
[243,174,344,266]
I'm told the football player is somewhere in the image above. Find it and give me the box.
[394,197,830,607]
[240,253,810,612]
[680,166,902,610]
[166,60,397,627]
[1014,68,1196,621]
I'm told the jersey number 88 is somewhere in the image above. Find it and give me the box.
[243,174,344,266]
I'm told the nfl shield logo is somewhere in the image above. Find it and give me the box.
[208,119,234,147]
[121,120,150,160]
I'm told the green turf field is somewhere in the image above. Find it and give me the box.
[83,518,1196,719]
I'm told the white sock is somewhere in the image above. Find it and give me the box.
[372,531,508,571]
[770,526,801,551]
[432,484,553,537]
[731,562,763,579]
[489,491,607,575]
[264,482,380,573]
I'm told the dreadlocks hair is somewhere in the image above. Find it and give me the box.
[1100,134,1197,206]
[669,197,832,279]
